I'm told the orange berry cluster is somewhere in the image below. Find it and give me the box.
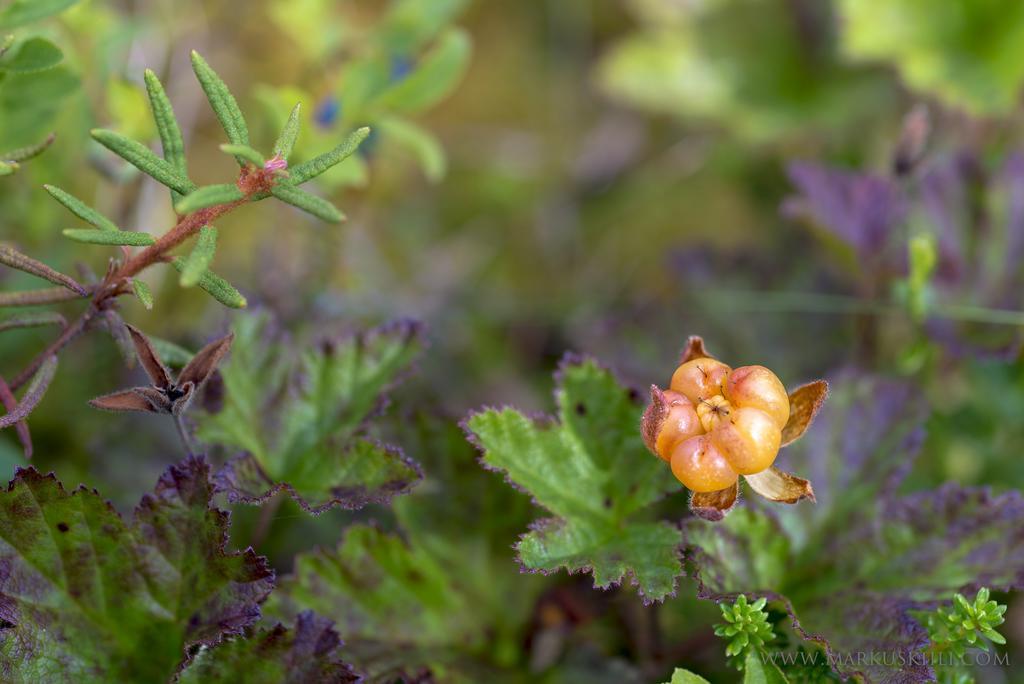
[643,358,790,493]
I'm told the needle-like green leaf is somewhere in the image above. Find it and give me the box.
[271,184,344,223]
[0,244,87,294]
[91,129,197,196]
[272,103,301,160]
[132,278,154,309]
[190,51,250,159]
[4,133,55,163]
[0,287,82,307]
[219,144,264,167]
[174,184,244,214]
[179,226,217,287]
[143,69,189,203]
[172,257,246,308]
[288,127,370,186]
[63,229,155,246]
[0,311,65,334]
[44,184,120,231]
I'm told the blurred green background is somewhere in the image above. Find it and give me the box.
[3,0,1024,681]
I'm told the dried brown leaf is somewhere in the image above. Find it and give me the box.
[178,332,234,389]
[88,389,161,413]
[641,384,669,455]
[690,482,739,521]
[125,324,172,388]
[744,467,815,504]
[679,335,712,364]
[781,380,829,446]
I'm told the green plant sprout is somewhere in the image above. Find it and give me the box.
[0,51,368,454]
[917,588,1007,684]
[714,595,776,659]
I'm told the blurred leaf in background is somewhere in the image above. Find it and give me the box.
[257,0,470,187]
[839,0,1024,115]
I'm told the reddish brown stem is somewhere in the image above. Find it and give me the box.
[112,199,245,282]
[0,373,32,456]
[9,312,90,391]
[4,164,276,397]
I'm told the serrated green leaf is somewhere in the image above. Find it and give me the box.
[143,69,188,203]
[175,184,244,214]
[178,612,356,683]
[131,278,153,309]
[664,668,712,684]
[44,184,120,231]
[0,457,273,682]
[270,184,344,223]
[373,28,471,115]
[0,37,62,73]
[277,524,461,641]
[91,129,197,195]
[267,416,542,678]
[377,116,446,181]
[180,226,217,287]
[288,127,370,186]
[198,315,423,512]
[171,257,246,308]
[190,51,250,156]
[62,229,155,246]
[272,102,301,161]
[0,0,79,30]
[218,143,264,167]
[465,359,683,602]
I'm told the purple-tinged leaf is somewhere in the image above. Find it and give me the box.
[200,314,424,514]
[267,417,544,680]
[215,442,422,515]
[0,354,56,430]
[783,162,905,268]
[178,611,359,683]
[0,244,86,295]
[684,373,1024,683]
[0,374,31,457]
[0,457,273,681]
